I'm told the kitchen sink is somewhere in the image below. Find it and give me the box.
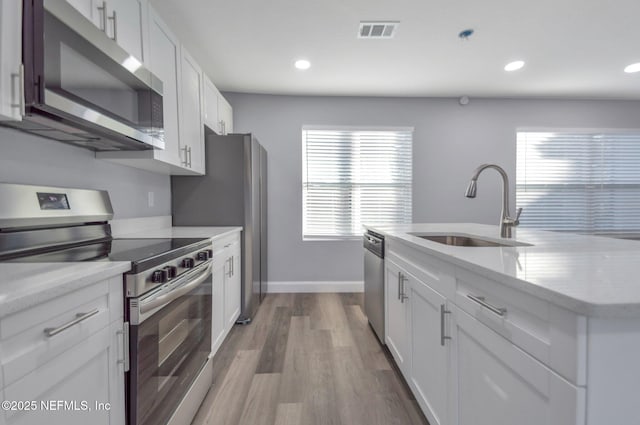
[409,234,532,247]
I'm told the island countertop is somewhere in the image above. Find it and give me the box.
[365,223,640,317]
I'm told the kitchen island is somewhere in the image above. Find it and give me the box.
[365,223,640,425]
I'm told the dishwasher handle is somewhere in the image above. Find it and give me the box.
[363,232,385,258]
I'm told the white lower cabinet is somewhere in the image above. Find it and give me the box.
[0,277,126,425]
[224,239,242,329]
[452,305,585,425]
[384,260,410,375]
[211,248,227,353]
[211,231,242,356]
[385,248,586,425]
[408,275,451,425]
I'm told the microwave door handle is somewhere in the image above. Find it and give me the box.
[139,262,212,317]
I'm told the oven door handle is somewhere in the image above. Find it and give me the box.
[139,262,212,317]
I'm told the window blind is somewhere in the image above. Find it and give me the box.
[516,131,640,235]
[302,127,413,239]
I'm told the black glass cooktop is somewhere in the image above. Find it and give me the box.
[2,238,210,273]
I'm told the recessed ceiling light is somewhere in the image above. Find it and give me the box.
[624,63,640,73]
[504,60,525,72]
[294,59,311,70]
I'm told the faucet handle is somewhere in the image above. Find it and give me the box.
[514,207,523,224]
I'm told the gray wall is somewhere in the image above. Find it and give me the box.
[0,127,171,218]
[224,93,640,282]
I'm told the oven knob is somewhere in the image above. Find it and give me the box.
[197,251,209,261]
[181,258,195,269]
[163,265,178,279]
[151,269,167,283]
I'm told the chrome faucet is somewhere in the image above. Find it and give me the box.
[465,164,523,238]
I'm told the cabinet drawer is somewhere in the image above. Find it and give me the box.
[386,244,456,300]
[2,326,113,425]
[0,277,122,387]
[212,232,240,254]
[453,305,586,425]
[455,268,586,385]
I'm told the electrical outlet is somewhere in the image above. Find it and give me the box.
[148,191,154,207]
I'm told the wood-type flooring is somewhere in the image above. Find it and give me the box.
[192,293,429,425]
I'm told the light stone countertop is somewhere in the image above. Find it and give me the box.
[0,226,240,319]
[365,223,640,317]
[0,262,131,319]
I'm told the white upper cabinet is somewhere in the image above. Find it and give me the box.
[97,5,205,175]
[147,5,181,166]
[203,75,233,135]
[178,47,205,175]
[218,94,233,135]
[65,0,95,23]
[103,0,147,63]
[203,76,220,132]
[66,0,147,62]
[0,0,23,122]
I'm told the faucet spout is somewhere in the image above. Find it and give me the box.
[465,164,521,238]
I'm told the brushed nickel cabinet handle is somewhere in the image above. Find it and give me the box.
[97,1,108,32]
[440,304,451,346]
[397,271,402,300]
[467,294,507,317]
[116,322,130,372]
[400,275,408,303]
[108,10,117,41]
[181,146,188,166]
[11,64,25,116]
[44,309,100,337]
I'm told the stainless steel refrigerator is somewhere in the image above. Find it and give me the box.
[171,133,267,323]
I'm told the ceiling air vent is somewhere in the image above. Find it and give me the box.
[358,21,399,39]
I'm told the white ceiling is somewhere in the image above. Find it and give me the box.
[149,0,640,99]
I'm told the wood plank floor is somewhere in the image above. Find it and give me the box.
[192,293,429,425]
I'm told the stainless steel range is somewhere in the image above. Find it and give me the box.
[0,183,213,425]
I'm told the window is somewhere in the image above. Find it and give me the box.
[516,130,640,235]
[302,127,413,239]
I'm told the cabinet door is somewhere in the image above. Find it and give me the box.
[203,77,219,132]
[147,6,181,166]
[1,325,125,425]
[179,48,205,174]
[66,0,96,23]
[408,277,450,425]
[224,245,242,329]
[385,260,410,374]
[452,306,585,425]
[105,0,145,62]
[0,0,23,122]
[211,251,226,354]
[218,94,233,135]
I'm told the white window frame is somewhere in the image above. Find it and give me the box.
[302,125,414,241]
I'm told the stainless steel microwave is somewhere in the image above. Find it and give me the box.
[4,0,164,151]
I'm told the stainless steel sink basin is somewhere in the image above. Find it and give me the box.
[409,234,532,247]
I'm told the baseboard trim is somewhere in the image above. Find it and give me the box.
[267,281,364,293]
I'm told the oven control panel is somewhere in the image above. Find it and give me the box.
[125,241,213,298]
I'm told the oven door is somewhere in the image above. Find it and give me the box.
[22,0,164,150]
[128,261,212,425]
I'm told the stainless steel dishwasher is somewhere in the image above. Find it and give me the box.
[363,230,385,344]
